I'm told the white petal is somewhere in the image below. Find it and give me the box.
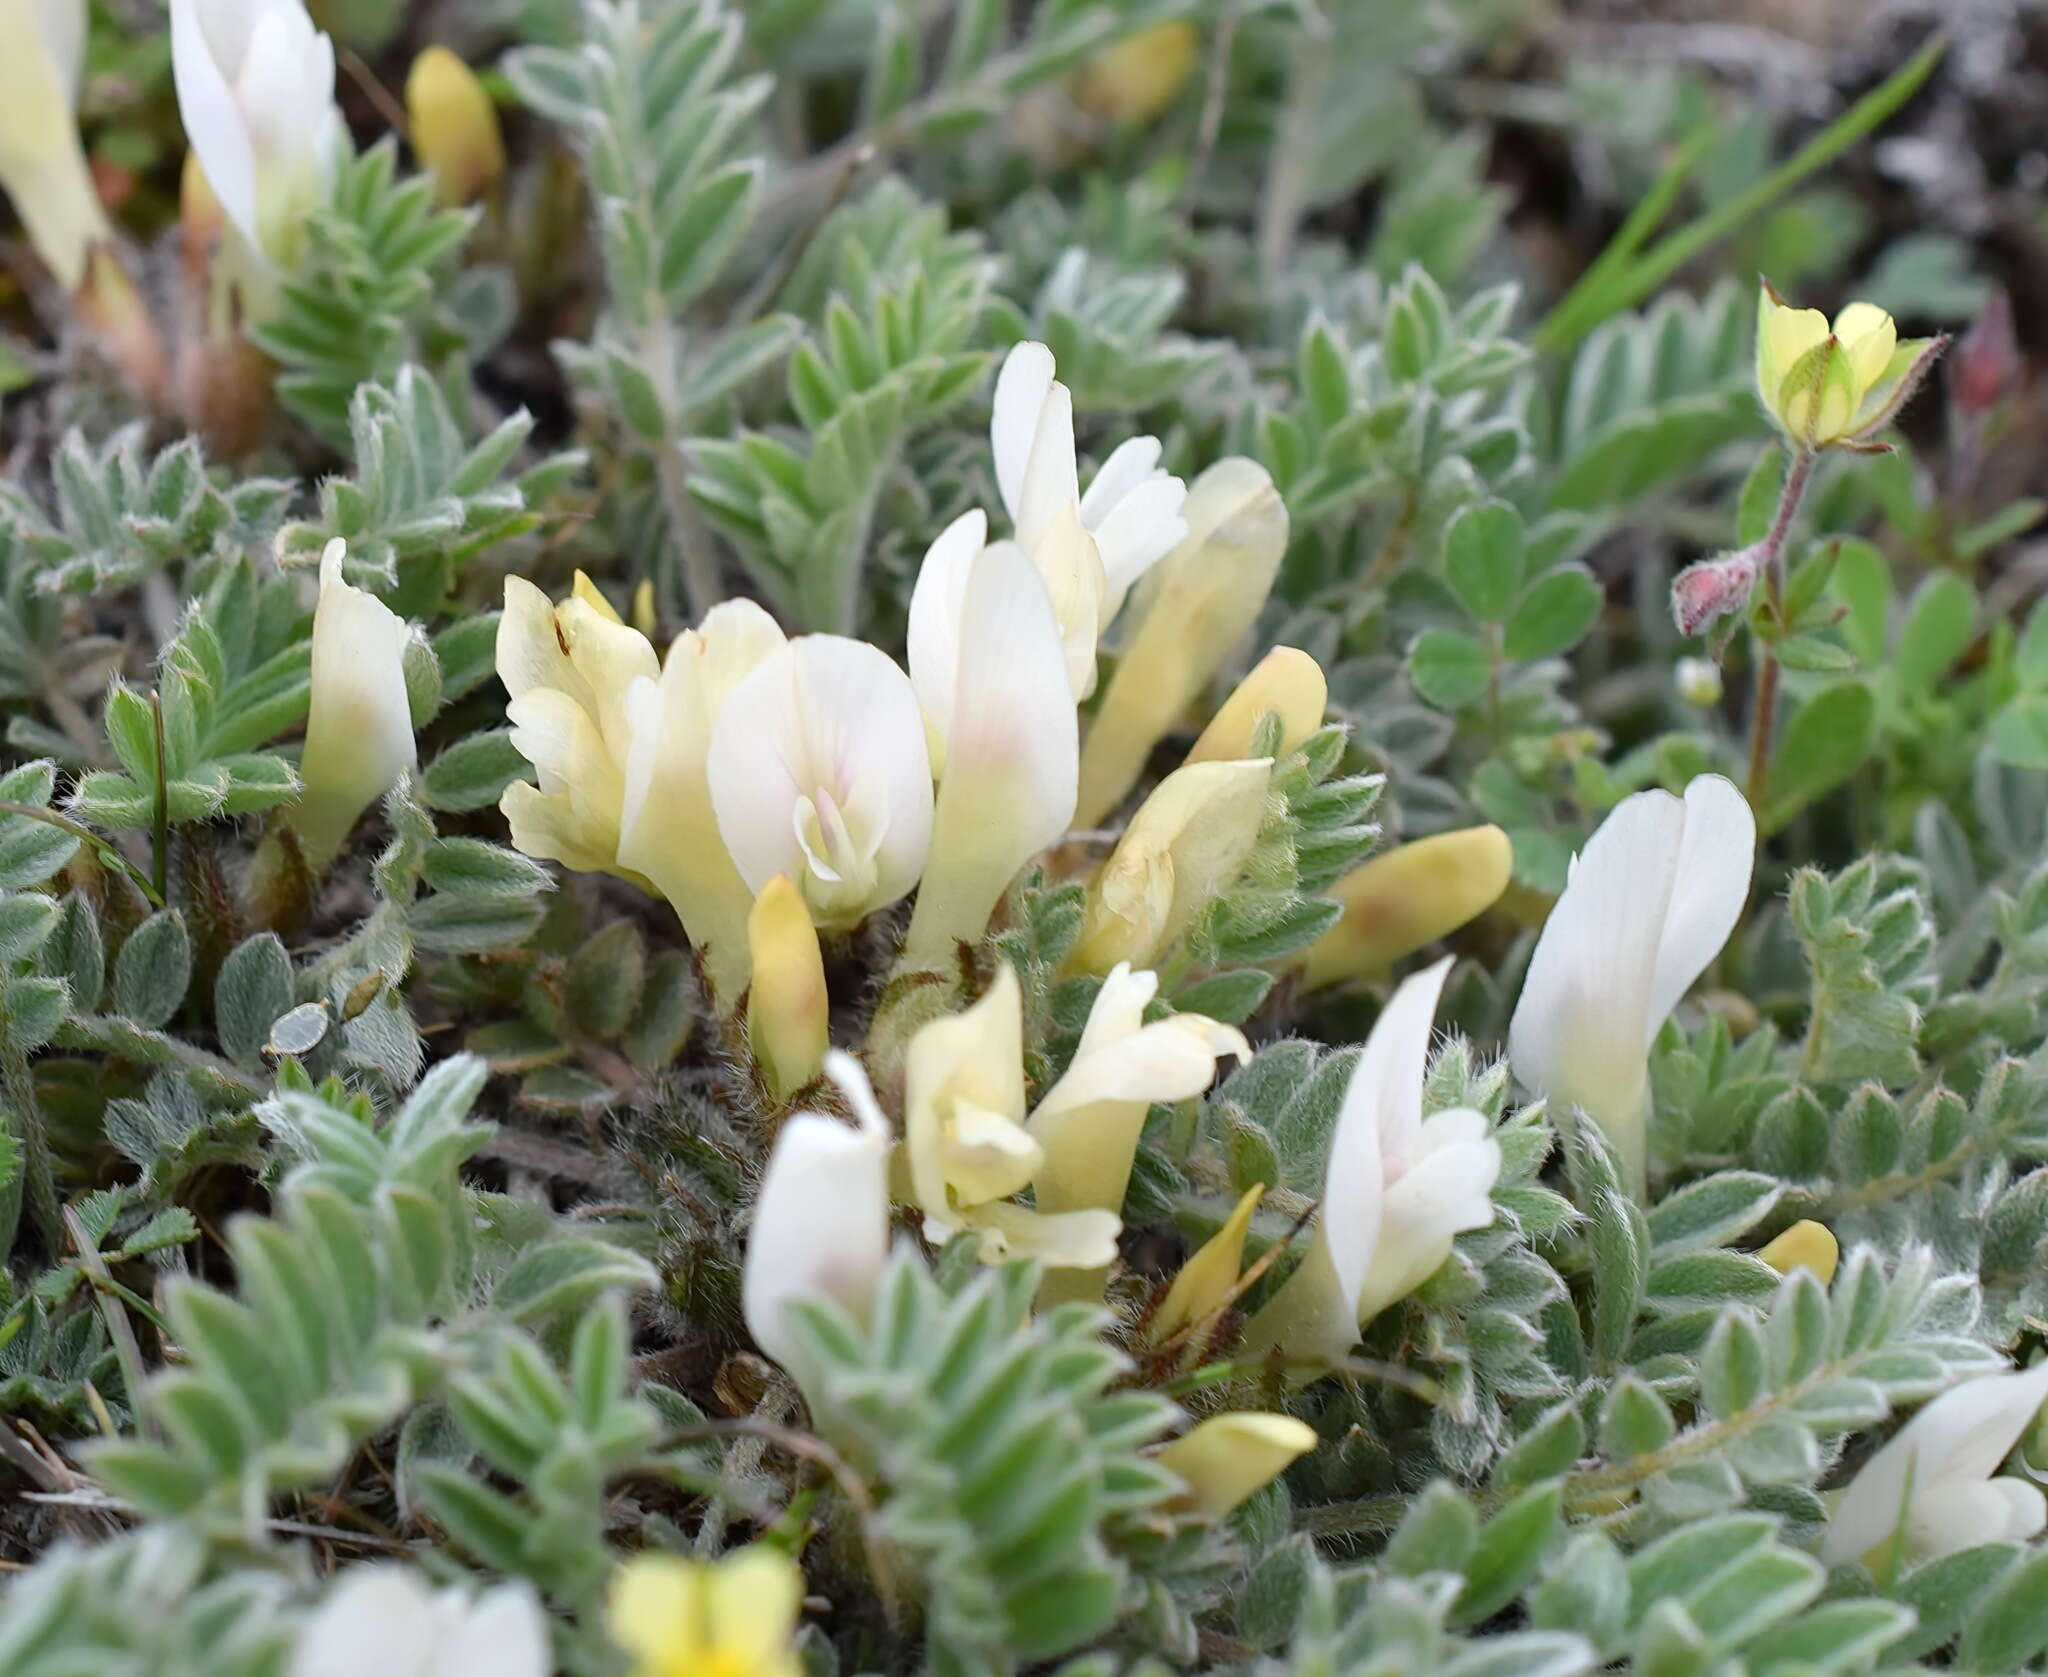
[1079,435,1163,526]
[1507,787,1686,1180]
[1091,473,1189,617]
[295,540,415,866]
[742,1111,891,1371]
[1016,380,1082,556]
[290,1568,440,1677]
[991,341,1056,519]
[436,1584,551,1677]
[967,1200,1123,1269]
[905,507,988,764]
[171,0,261,249]
[708,637,933,924]
[1644,774,1756,1036]
[1351,955,1453,1160]
[904,542,1077,958]
[1824,1362,2048,1563]
[1074,962,1158,1058]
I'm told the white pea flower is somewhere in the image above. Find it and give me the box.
[1822,1362,2048,1568]
[0,0,110,290]
[990,341,1187,698]
[742,1050,893,1375]
[903,512,1078,961]
[290,1566,550,1677]
[1508,774,1754,1193]
[706,636,934,931]
[1028,961,1247,1300]
[498,575,659,879]
[170,0,344,277]
[293,540,416,868]
[1240,957,1500,1372]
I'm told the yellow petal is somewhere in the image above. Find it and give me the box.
[1185,646,1327,766]
[1765,303,1831,389]
[747,874,829,1099]
[1148,1183,1263,1346]
[1832,302,1898,399]
[1071,758,1273,974]
[571,569,624,624]
[707,1546,805,1668]
[1070,21,1200,127]
[1300,825,1512,989]
[405,44,506,207]
[608,1555,707,1669]
[1156,1412,1318,1520]
[1759,1219,1838,1286]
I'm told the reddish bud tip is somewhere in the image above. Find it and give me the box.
[1671,548,1761,638]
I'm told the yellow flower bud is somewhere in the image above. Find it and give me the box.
[405,45,506,208]
[1300,825,1513,990]
[1754,280,1946,451]
[747,875,829,1100]
[1147,1183,1263,1349]
[1675,656,1724,707]
[1070,758,1272,975]
[608,1546,805,1677]
[1070,21,1200,128]
[1185,646,1326,767]
[1758,1219,1838,1286]
[1156,1412,1317,1521]
[631,579,657,637]
[1076,458,1290,826]
[180,148,226,247]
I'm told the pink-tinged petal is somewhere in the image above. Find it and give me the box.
[1643,774,1754,1037]
[991,340,1055,519]
[904,542,1076,959]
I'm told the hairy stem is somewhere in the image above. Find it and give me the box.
[1744,446,1817,814]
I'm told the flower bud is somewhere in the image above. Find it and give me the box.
[1670,547,1760,638]
[1951,288,2018,422]
[1300,825,1512,990]
[172,0,346,294]
[1156,1412,1317,1521]
[747,874,828,1100]
[1185,646,1326,767]
[1070,758,1272,975]
[1758,1219,1837,1285]
[741,1051,891,1377]
[1675,656,1724,707]
[1147,1182,1263,1349]
[1075,458,1290,825]
[1070,21,1200,128]
[0,0,112,291]
[293,540,416,868]
[405,45,506,208]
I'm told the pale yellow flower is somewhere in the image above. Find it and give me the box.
[1300,825,1513,991]
[1070,758,1272,975]
[497,573,659,879]
[1156,1413,1317,1520]
[1754,281,1945,450]
[747,874,828,1100]
[608,1548,804,1677]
